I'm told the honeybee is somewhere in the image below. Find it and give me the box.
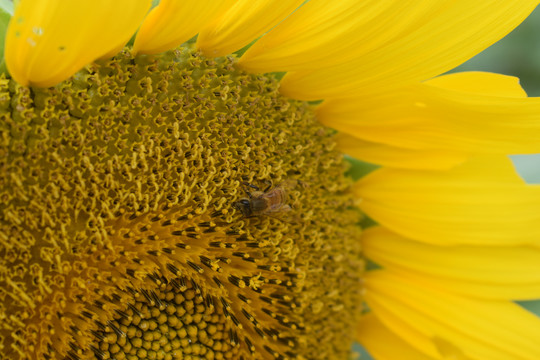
[233,180,297,218]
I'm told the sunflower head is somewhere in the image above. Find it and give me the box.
[0,42,363,359]
[3,1,540,360]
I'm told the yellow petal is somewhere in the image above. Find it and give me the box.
[355,156,540,246]
[363,226,540,300]
[133,0,235,55]
[357,313,436,360]
[336,132,469,170]
[240,0,436,72]
[365,270,540,360]
[425,71,527,97]
[197,0,304,57]
[318,72,540,155]
[276,1,538,100]
[5,0,151,87]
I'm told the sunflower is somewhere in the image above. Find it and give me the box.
[2,1,540,359]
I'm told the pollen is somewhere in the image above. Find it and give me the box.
[0,45,364,359]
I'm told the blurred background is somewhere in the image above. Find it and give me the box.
[450,6,540,184]
[451,7,540,96]
[355,6,540,359]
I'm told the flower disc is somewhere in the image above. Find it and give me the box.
[0,46,363,359]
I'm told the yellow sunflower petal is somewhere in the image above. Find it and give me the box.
[133,0,235,55]
[356,313,436,360]
[365,270,540,360]
[355,156,540,246]
[5,0,150,87]
[318,72,540,155]
[240,0,438,72]
[425,71,527,97]
[197,0,304,58]
[336,132,469,170]
[276,1,537,100]
[363,226,540,300]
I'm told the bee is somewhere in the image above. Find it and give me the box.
[233,180,296,218]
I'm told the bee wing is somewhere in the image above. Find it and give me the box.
[279,179,299,191]
[266,203,292,213]
[280,204,292,212]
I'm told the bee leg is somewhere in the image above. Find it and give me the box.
[262,179,273,192]
[242,182,259,197]
[242,182,260,191]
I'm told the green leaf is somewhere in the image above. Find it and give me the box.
[518,300,540,316]
[0,0,13,76]
[344,156,379,228]
[352,342,374,360]
[345,155,379,182]
[1,0,13,15]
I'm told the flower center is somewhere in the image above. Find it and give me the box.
[93,280,242,360]
[0,45,364,360]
